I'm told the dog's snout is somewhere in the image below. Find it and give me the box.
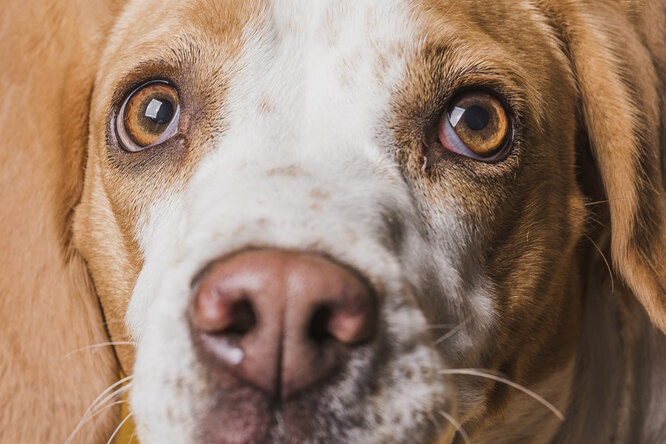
[190,249,377,400]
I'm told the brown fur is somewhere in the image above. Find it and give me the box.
[398,0,666,438]
[394,0,586,430]
[535,0,666,332]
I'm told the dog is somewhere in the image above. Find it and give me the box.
[2,0,665,442]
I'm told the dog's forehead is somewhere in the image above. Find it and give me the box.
[217,1,417,150]
[102,0,562,124]
[109,0,418,64]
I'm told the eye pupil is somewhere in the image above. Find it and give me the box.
[145,98,174,125]
[462,105,489,131]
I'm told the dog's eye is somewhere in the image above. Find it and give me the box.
[116,81,180,152]
[438,91,510,161]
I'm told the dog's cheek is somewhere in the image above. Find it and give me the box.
[130,251,206,443]
[72,159,144,368]
[126,194,200,435]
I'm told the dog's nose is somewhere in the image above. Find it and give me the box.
[190,249,376,400]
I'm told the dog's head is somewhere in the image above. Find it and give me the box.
[69,0,666,442]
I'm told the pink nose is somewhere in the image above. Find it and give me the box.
[189,249,377,400]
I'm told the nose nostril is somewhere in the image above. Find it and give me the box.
[225,298,257,336]
[308,296,376,346]
[308,305,334,344]
[192,284,257,336]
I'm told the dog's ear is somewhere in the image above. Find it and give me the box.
[546,1,666,332]
[1,0,127,442]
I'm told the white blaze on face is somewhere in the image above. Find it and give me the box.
[128,0,422,337]
[128,1,467,441]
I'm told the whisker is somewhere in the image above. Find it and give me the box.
[434,325,465,345]
[66,376,134,444]
[66,384,132,444]
[583,233,615,293]
[425,323,458,330]
[583,200,611,207]
[107,413,134,444]
[90,399,127,420]
[90,384,131,418]
[88,376,134,415]
[585,213,606,230]
[439,369,564,421]
[437,410,471,444]
[582,196,632,206]
[69,397,128,441]
[65,341,137,358]
[434,318,470,345]
[89,384,132,421]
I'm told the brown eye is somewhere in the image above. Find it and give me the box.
[438,91,510,161]
[116,81,180,152]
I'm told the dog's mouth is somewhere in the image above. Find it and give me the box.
[194,355,377,443]
[190,341,453,444]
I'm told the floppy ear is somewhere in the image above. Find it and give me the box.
[546,1,666,332]
[1,0,126,442]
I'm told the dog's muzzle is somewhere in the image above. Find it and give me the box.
[188,249,378,440]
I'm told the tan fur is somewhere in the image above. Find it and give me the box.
[394,0,586,430]
[0,1,126,442]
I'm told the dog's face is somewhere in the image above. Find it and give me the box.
[71,0,666,442]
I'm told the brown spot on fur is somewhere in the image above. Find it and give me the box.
[323,2,348,47]
[309,188,331,200]
[267,164,308,178]
[258,96,275,115]
[374,52,390,86]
